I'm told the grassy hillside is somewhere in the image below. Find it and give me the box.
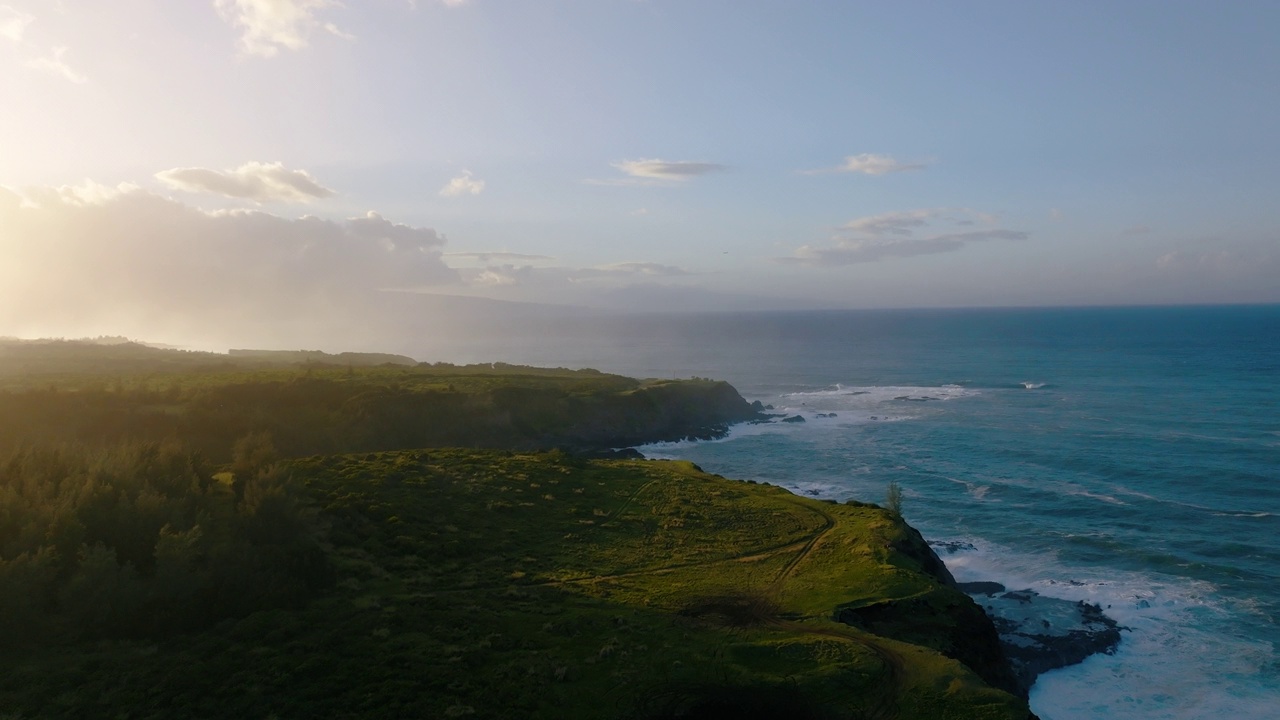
[0,349,1029,718]
[1,449,1030,719]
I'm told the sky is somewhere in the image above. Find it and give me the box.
[2,0,1279,348]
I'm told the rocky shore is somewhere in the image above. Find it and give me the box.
[959,581,1123,693]
[931,542,1124,695]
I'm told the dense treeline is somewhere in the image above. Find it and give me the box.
[0,371,758,462]
[0,438,331,645]
[0,338,415,384]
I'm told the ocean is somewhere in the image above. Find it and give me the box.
[415,304,1280,719]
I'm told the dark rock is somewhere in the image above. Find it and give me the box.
[890,524,959,587]
[556,446,643,460]
[929,540,978,554]
[595,447,645,460]
[957,581,1007,596]
[780,415,806,423]
[962,587,1124,694]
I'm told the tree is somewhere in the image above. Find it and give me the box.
[231,431,278,504]
[885,480,904,517]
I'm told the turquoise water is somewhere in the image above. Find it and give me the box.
[419,305,1280,719]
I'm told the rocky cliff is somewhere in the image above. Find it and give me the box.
[834,516,1027,700]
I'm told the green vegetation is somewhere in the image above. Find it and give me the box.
[0,440,331,645]
[0,340,758,461]
[0,341,1030,719]
[1,450,1028,719]
[885,480,904,517]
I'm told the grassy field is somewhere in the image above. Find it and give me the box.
[1,449,1029,719]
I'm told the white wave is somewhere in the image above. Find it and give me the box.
[1110,487,1274,518]
[770,384,978,421]
[934,538,1280,719]
[1022,381,1047,389]
[942,475,997,502]
[639,384,971,456]
[1032,620,1278,720]
[1061,487,1128,505]
[780,479,856,499]
[783,383,977,402]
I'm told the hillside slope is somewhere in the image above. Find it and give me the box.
[1,449,1032,719]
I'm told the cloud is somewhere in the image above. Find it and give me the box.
[781,208,1028,266]
[3,8,87,83]
[0,6,34,42]
[1123,225,1152,236]
[841,209,936,236]
[156,161,336,203]
[473,268,524,286]
[587,283,816,314]
[804,153,927,176]
[1147,239,1280,303]
[591,159,725,186]
[214,0,347,57]
[19,180,140,207]
[0,184,457,343]
[586,262,690,277]
[25,45,86,83]
[786,230,1028,265]
[439,170,485,197]
[451,260,693,298]
[1154,243,1274,274]
[445,251,555,263]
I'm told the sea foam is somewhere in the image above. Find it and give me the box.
[936,539,1280,719]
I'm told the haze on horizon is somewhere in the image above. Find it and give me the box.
[3,1,1278,351]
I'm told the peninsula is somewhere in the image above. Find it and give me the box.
[0,340,1036,719]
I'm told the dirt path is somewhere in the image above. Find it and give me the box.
[767,498,836,593]
[758,499,906,719]
[596,478,657,527]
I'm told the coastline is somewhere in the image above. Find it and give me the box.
[639,410,1126,704]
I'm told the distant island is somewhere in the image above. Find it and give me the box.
[0,339,1037,719]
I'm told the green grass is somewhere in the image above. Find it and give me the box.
[0,449,1028,719]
